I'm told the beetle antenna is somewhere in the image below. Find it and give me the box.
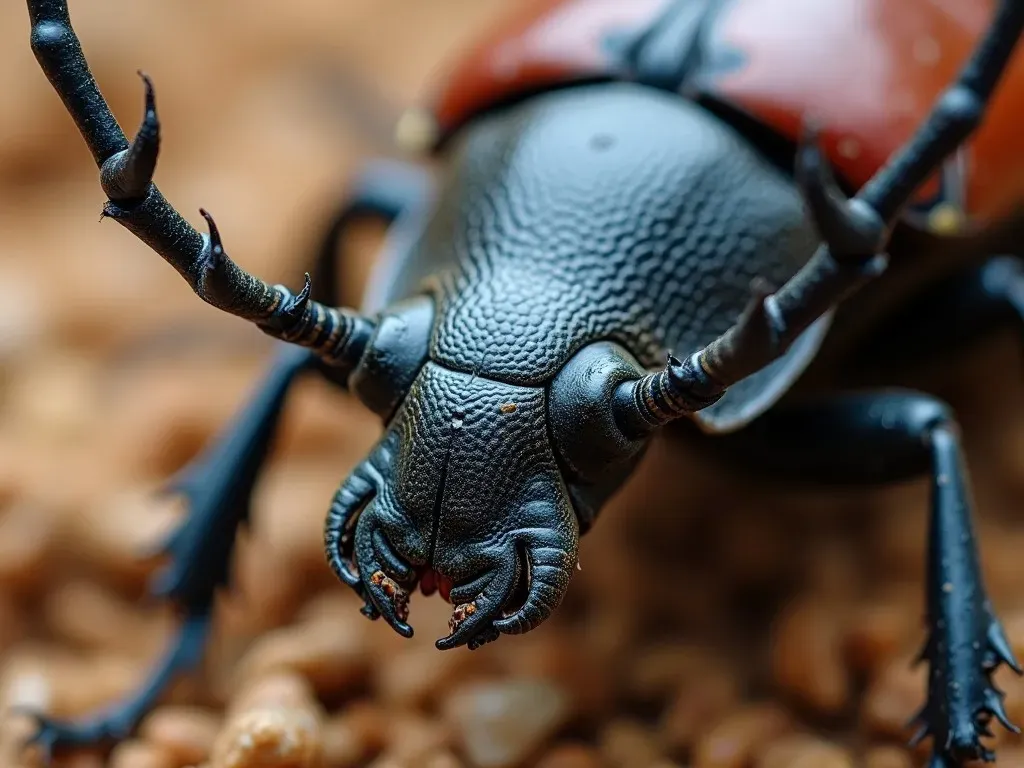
[26,0,375,376]
[613,0,1024,433]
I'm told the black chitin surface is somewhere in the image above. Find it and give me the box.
[19,0,1024,759]
[345,360,579,646]
[384,364,575,578]
[404,83,820,388]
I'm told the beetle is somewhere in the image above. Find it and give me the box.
[18,0,1024,765]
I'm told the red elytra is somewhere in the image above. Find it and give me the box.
[428,0,675,147]
[424,0,1024,231]
[700,0,1024,229]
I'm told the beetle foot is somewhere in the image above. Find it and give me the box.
[16,708,136,764]
[911,617,1021,766]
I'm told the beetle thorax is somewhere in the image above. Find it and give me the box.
[412,82,816,390]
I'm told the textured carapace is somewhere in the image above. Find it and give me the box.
[329,83,823,648]
[425,0,1024,232]
[19,0,1024,761]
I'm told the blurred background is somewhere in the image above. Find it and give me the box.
[3,2,1024,767]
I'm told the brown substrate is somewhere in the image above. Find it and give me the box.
[3,2,1024,766]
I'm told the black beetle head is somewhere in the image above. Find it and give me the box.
[325,359,580,650]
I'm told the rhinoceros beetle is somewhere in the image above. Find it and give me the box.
[20,0,1024,764]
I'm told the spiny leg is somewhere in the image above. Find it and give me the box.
[18,614,209,760]
[17,343,312,761]
[26,0,382,372]
[716,391,1021,768]
[16,152,430,757]
[612,0,1024,430]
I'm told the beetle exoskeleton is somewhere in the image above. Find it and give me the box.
[422,0,1024,234]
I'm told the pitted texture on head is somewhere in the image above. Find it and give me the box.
[385,363,573,579]
[338,361,578,646]
[412,83,817,386]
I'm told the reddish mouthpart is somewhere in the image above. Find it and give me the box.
[418,568,454,603]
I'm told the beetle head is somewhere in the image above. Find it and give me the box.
[320,287,654,649]
[325,355,581,650]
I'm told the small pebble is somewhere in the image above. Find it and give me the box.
[863,745,914,768]
[445,679,571,768]
[756,734,854,768]
[321,702,388,767]
[599,719,664,768]
[139,705,222,766]
[843,590,919,677]
[232,613,369,699]
[381,712,451,765]
[109,740,176,768]
[693,704,794,768]
[535,743,603,768]
[861,655,927,741]
[658,667,738,757]
[771,597,851,715]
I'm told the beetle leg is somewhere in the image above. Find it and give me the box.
[18,613,210,763]
[613,0,1024,431]
[15,158,426,756]
[305,159,434,389]
[15,343,312,761]
[713,391,1021,768]
[25,0,388,374]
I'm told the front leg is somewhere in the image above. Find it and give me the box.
[16,150,430,759]
[17,343,314,761]
[611,0,1024,429]
[717,391,1021,767]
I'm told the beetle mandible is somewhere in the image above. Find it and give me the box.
[19,0,1024,765]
